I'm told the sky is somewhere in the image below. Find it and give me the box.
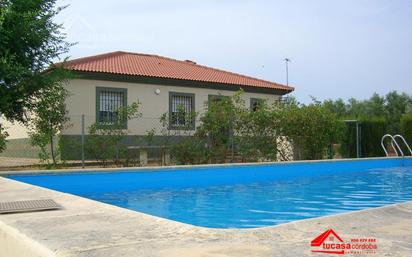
[56,0,412,103]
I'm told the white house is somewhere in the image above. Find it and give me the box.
[1,51,294,160]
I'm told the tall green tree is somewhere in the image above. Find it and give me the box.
[323,98,348,118]
[323,91,412,133]
[0,0,71,122]
[279,101,344,160]
[365,93,386,117]
[385,91,412,133]
[233,93,280,162]
[0,124,7,152]
[196,95,234,163]
[29,83,69,165]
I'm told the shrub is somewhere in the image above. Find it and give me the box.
[85,102,141,166]
[170,137,207,165]
[59,135,82,160]
[85,126,126,166]
[158,91,345,163]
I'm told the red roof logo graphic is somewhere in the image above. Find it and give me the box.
[311,229,344,246]
[311,229,345,255]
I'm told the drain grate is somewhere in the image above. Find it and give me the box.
[0,199,61,214]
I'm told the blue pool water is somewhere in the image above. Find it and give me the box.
[6,158,412,228]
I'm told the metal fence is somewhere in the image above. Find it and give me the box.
[0,113,294,168]
[60,114,200,166]
[0,114,175,167]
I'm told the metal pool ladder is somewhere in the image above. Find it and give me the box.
[381,134,412,157]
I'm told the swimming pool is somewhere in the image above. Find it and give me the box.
[6,158,412,228]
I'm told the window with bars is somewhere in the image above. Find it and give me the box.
[169,92,195,129]
[96,87,127,127]
[250,98,262,111]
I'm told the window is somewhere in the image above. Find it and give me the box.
[250,98,262,111]
[169,92,195,129]
[96,87,127,127]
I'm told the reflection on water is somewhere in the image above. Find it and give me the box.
[86,167,412,228]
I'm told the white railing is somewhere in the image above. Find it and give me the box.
[381,134,411,157]
[394,134,412,156]
[381,134,403,157]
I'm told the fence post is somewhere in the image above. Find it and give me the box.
[81,114,85,168]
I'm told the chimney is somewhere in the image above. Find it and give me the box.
[184,60,196,65]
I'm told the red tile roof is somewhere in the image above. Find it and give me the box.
[62,51,294,93]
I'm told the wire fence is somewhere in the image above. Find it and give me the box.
[61,114,198,166]
[0,113,295,168]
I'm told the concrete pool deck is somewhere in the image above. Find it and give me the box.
[1,175,411,257]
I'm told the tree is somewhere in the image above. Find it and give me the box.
[233,93,280,161]
[367,93,387,117]
[29,83,70,165]
[385,91,412,133]
[323,98,348,118]
[0,0,71,122]
[196,95,234,163]
[346,98,367,118]
[324,91,412,134]
[279,101,344,160]
[0,124,8,152]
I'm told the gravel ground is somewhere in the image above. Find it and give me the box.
[0,157,39,168]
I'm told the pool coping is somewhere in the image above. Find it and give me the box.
[1,163,412,257]
[1,156,411,176]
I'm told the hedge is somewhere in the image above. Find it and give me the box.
[339,122,357,158]
[340,117,388,158]
[359,117,388,157]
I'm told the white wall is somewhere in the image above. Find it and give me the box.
[0,116,29,139]
[63,79,283,136]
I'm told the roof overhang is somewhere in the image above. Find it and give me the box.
[71,70,294,96]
